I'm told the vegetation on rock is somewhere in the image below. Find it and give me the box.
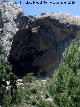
[48,41,80,107]
[0,40,80,107]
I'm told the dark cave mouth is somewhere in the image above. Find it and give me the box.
[8,50,47,77]
[8,56,40,77]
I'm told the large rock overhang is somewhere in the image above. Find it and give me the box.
[8,14,80,77]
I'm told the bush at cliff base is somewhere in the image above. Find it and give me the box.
[63,41,80,72]
[48,41,80,107]
[0,59,21,107]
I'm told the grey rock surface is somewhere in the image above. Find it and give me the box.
[0,1,31,57]
[9,13,80,76]
[1,1,80,76]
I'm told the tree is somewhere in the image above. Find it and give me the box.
[10,73,17,104]
[48,41,80,107]
[63,41,80,74]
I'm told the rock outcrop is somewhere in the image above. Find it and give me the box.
[1,1,80,77]
[0,1,31,57]
[8,13,80,77]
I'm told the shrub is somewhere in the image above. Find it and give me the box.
[23,73,36,82]
[0,59,20,107]
[0,59,11,80]
[0,59,11,106]
[63,41,80,73]
[37,99,56,107]
[48,41,80,107]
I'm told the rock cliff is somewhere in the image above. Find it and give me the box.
[1,1,80,77]
[8,13,80,77]
[0,1,31,57]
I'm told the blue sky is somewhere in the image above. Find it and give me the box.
[13,0,80,16]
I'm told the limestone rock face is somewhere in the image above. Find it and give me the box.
[1,1,80,77]
[0,1,30,57]
[9,13,80,76]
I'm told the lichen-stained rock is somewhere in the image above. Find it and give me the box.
[9,13,80,77]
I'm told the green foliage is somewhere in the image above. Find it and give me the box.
[16,76,52,107]
[37,99,55,107]
[1,40,80,107]
[0,59,20,107]
[23,73,36,82]
[63,41,80,72]
[0,59,11,106]
[48,41,80,107]
[2,90,12,107]
[0,59,11,80]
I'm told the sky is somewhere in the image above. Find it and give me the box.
[10,0,80,16]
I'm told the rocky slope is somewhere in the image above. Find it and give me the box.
[8,12,80,76]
